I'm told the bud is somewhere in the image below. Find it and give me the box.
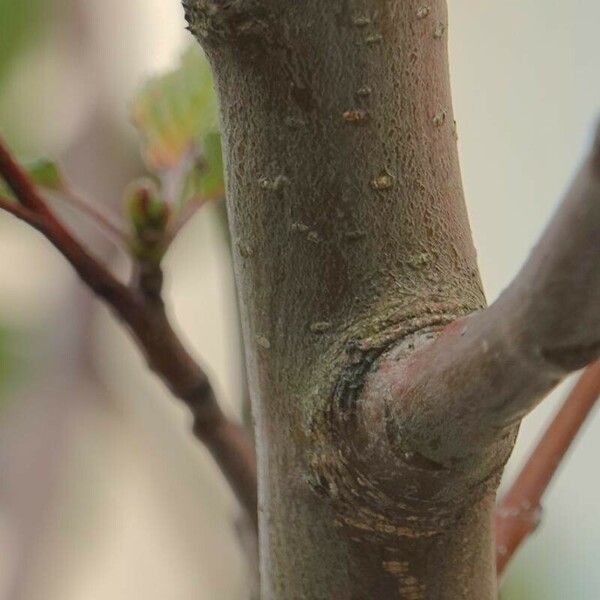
[125,179,169,233]
[124,179,170,262]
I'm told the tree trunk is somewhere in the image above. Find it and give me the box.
[0,0,596,596]
[185,1,511,597]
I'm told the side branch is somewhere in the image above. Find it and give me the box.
[0,139,134,310]
[0,137,257,525]
[386,123,600,461]
[495,361,600,576]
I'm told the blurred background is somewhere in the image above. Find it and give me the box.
[0,1,598,598]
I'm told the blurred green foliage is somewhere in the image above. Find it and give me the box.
[185,130,224,202]
[131,46,225,206]
[0,326,21,409]
[0,159,65,203]
[0,0,52,406]
[0,0,47,81]
[0,29,225,408]
[26,158,65,191]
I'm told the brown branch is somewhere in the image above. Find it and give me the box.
[0,195,47,231]
[0,140,132,308]
[495,360,600,576]
[383,122,600,463]
[0,142,53,215]
[0,137,257,526]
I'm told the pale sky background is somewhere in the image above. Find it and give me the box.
[0,1,598,598]
[452,2,600,597]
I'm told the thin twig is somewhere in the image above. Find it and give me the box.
[0,138,133,309]
[495,360,600,576]
[58,187,130,245]
[0,137,258,526]
[0,195,47,232]
[166,196,206,241]
[0,141,54,216]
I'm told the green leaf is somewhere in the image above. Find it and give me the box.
[0,158,65,202]
[183,131,225,202]
[131,45,219,173]
[25,158,65,191]
[131,46,225,211]
[198,131,224,199]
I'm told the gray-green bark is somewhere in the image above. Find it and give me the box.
[184,0,600,597]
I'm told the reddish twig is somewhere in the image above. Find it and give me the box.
[59,187,130,245]
[495,360,600,576]
[0,195,47,231]
[0,142,53,215]
[0,137,257,526]
[1,139,131,305]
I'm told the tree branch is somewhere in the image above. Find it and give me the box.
[385,122,600,463]
[495,360,600,576]
[0,141,53,215]
[194,0,496,594]
[1,140,133,309]
[0,137,257,526]
[0,195,47,231]
[186,0,597,591]
[58,186,130,245]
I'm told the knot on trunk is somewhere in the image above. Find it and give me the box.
[303,304,511,542]
[304,407,494,548]
[333,304,463,413]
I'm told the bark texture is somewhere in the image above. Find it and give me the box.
[186,1,498,597]
[185,0,599,598]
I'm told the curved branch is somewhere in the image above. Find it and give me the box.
[496,360,600,576]
[385,122,600,462]
[0,137,257,525]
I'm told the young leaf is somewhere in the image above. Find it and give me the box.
[183,131,225,202]
[0,158,65,200]
[131,46,219,173]
[25,158,65,191]
[131,46,225,211]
